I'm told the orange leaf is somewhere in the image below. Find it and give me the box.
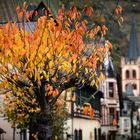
[16,6,21,13]
[18,12,23,19]
[84,6,93,16]
[89,108,94,118]
[83,106,89,115]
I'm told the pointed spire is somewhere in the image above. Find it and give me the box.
[107,57,116,78]
[103,56,115,78]
[128,18,140,60]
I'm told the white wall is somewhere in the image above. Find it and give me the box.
[121,60,140,96]
[0,117,20,140]
[64,118,100,140]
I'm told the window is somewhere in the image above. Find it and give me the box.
[109,108,115,125]
[109,108,115,114]
[109,82,114,97]
[79,129,83,140]
[124,118,130,128]
[98,128,101,140]
[132,70,136,78]
[94,128,97,140]
[126,70,130,79]
[74,129,78,140]
[133,83,137,90]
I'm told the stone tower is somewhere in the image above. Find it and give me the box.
[121,19,140,96]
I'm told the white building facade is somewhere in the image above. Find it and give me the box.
[63,86,102,140]
[120,19,140,138]
[99,58,120,140]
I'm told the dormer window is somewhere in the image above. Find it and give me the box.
[132,70,136,78]
[126,70,130,79]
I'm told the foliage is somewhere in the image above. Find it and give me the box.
[52,101,69,139]
[59,0,124,73]
[0,2,115,138]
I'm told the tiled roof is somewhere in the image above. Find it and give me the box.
[0,0,59,23]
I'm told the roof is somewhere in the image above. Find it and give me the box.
[75,85,103,110]
[29,1,48,21]
[127,18,140,60]
[0,128,6,134]
[103,56,116,78]
[97,37,116,78]
[0,0,59,23]
[107,57,116,78]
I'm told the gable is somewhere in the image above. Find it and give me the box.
[0,0,59,24]
[75,85,102,111]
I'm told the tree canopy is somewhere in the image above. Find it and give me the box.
[0,2,115,139]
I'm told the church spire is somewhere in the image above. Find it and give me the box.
[127,18,140,60]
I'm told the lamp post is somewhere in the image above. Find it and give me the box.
[130,101,134,140]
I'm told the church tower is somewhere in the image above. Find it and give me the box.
[121,19,140,96]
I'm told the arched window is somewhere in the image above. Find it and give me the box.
[79,129,83,140]
[132,70,136,78]
[133,83,137,90]
[74,129,78,140]
[126,70,130,79]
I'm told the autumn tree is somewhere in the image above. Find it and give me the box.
[0,2,114,140]
[59,0,124,72]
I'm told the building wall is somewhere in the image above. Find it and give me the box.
[0,117,20,140]
[121,57,140,96]
[63,88,102,140]
[100,77,119,123]
[0,95,20,140]
[64,118,100,140]
[100,75,120,138]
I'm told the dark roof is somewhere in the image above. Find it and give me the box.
[127,18,140,60]
[103,56,116,78]
[0,128,6,134]
[29,1,48,21]
[0,0,59,23]
[107,59,115,78]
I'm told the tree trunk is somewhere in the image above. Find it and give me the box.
[29,108,53,140]
[36,111,53,140]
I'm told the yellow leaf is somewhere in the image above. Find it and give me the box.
[82,79,85,84]
[49,61,54,69]
[100,73,106,80]
[90,80,95,86]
